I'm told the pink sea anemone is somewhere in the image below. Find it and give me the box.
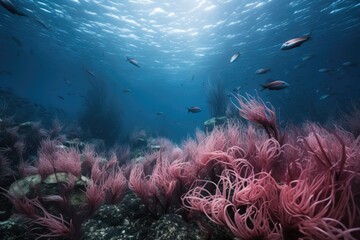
[31,199,74,239]
[36,139,81,179]
[232,93,280,141]
[182,94,360,239]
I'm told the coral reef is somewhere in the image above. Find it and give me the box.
[3,140,127,239]
[1,94,359,239]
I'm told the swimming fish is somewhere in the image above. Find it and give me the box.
[318,68,332,73]
[319,94,330,100]
[293,64,303,69]
[261,80,289,90]
[342,61,357,67]
[230,52,240,63]
[0,0,26,16]
[122,89,131,93]
[280,33,311,50]
[127,57,140,67]
[302,55,313,61]
[85,69,95,77]
[35,17,50,29]
[187,107,202,113]
[255,68,271,74]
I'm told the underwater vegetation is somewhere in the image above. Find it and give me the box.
[341,104,360,138]
[3,141,126,239]
[206,79,227,118]
[0,117,64,184]
[1,0,359,238]
[1,94,359,239]
[78,79,122,147]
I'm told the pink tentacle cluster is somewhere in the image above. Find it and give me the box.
[129,149,198,217]
[232,93,279,140]
[182,95,360,239]
[255,138,282,172]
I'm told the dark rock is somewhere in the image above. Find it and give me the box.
[147,214,201,240]
[0,219,31,240]
[82,193,202,240]
[204,116,227,132]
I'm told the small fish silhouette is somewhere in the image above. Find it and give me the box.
[127,57,140,67]
[0,0,26,16]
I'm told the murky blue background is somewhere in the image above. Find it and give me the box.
[1,0,359,143]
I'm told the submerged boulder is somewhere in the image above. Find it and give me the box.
[204,116,227,132]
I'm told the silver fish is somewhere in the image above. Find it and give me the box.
[342,61,357,67]
[156,112,165,116]
[255,68,271,74]
[319,94,330,100]
[302,55,313,61]
[281,33,311,50]
[261,80,289,90]
[318,68,331,73]
[127,57,140,67]
[230,52,240,63]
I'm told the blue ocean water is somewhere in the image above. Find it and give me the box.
[0,0,359,144]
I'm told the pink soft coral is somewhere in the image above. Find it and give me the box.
[232,93,280,141]
[182,94,360,239]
